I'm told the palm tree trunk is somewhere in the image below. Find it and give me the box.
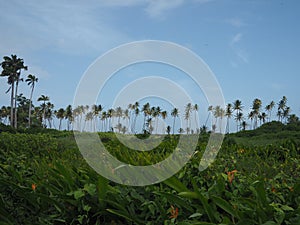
[28,86,34,127]
[14,79,20,129]
[10,82,15,127]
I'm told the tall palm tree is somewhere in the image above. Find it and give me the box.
[185,103,192,133]
[225,103,232,133]
[65,105,73,131]
[161,110,167,134]
[277,96,287,122]
[25,74,38,128]
[205,105,213,129]
[248,111,254,130]
[283,107,290,124]
[193,104,199,131]
[142,103,150,132]
[55,108,65,130]
[153,106,161,134]
[171,108,179,134]
[265,101,275,122]
[37,95,50,127]
[234,112,244,132]
[233,100,243,132]
[252,98,262,129]
[0,55,27,128]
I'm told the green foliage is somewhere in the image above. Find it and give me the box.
[0,131,300,224]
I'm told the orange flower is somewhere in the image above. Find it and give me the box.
[31,183,37,191]
[227,170,238,184]
[169,205,179,219]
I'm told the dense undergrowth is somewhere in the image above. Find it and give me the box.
[0,122,300,224]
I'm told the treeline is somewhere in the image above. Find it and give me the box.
[1,55,299,134]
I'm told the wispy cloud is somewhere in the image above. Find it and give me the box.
[229,33,249,66]
[226,18,246,28]
[145,0,185,18]
[0,0,131,56]
[230,33,243,46]
[236,49,249,64]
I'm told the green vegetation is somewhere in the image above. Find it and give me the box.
[1,122,300,224]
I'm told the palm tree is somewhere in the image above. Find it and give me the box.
[0,55,28,128]
[248,111,254,130]
[65,105,73,130]
[283,107,290,124]
[37,95,50,127]
[161,110,167,134]
[185,103,192,133]
[205,105,213,129]
[142,103,150,132]
[55,108,65,130]
[233,100,243,132]
[193,104,199,131]
[241,120,248,131]
[171,108,179,134]
[277,96,287,122]
[261,112,267,125]
[265,101,275,122]
[225,103,232,133]
[25,74,38,127]
[153,106,161,134]
[252,98,262,129]
[234,112,244,132]
[166,125,171,135]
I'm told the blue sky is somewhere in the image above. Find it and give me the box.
[0,0,299,131]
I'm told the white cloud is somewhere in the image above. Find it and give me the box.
[226,18,246,28]
[0,0,131,56]
[231,33,243,46]
[145,0,185,18]
[236,49,249,64]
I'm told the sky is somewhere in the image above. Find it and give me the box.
[0,0,300,132]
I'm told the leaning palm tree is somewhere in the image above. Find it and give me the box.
[25,74,38,128]
[65,105,73,131]
[0,55,28,128]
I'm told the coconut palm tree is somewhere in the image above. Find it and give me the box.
[171,108,179,134]
[37,95,50,127]
[205,105,213,130]
[277,96,287,122]
[55,108,65,130]
[161,110,167,134]
[166,125,171,135]
[225,103,232,133]
[25,74,38,127]
[185,103,192,133]
[0,55,28,128]
[248,111,254,130]
[142,103,150,132]
[265,101,275,122]
[193,104,199,131]
[233,100,243,132]
[65,105,73,130]
[234,112,244,132]
[252,98,262,129]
